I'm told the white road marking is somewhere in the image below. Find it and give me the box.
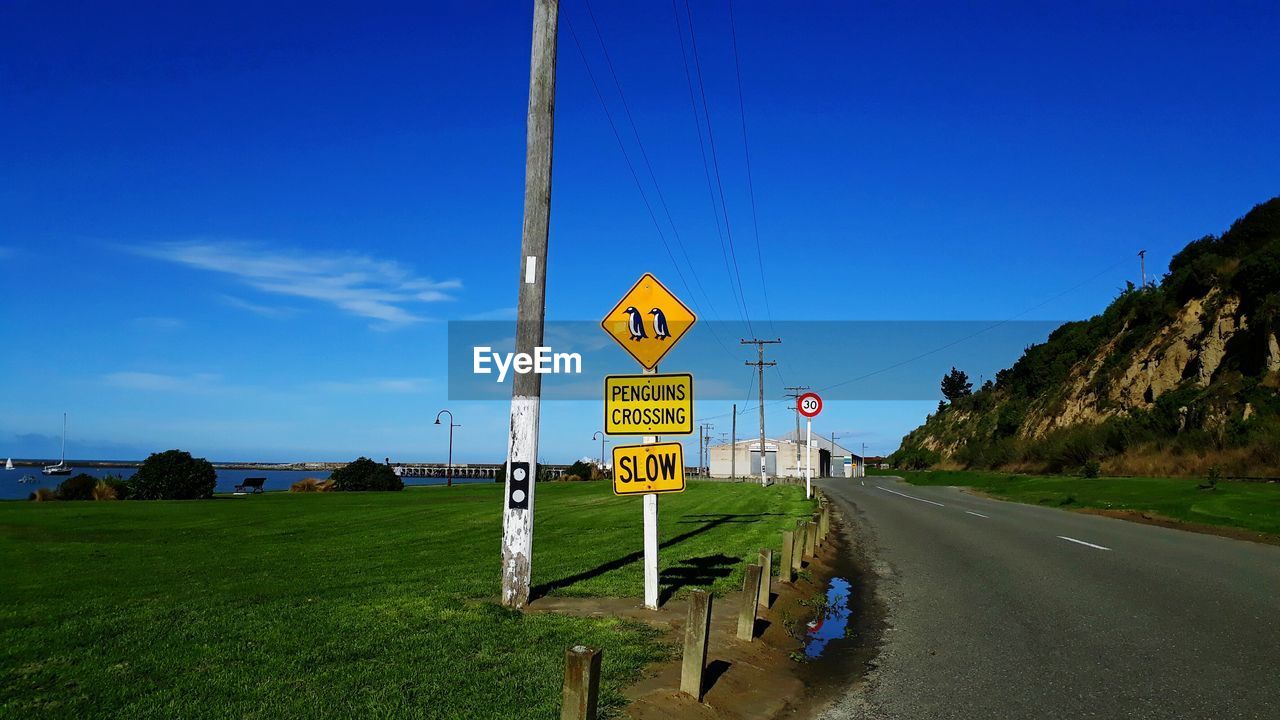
[1057,535,1111,551]
[878,486,945,507]
[965,510,990,518]
[860,480,865,486]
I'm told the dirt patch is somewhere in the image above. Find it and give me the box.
[527,499,881,719]
[1074,507,1280,546]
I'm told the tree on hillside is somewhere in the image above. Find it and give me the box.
[940,367,973,403]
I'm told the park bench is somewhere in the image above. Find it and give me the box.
[234,477,266,494]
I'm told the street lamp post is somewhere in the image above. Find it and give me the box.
[592,431,608,477]
[434,410,461,487]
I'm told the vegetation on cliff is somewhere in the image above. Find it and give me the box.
[893,197,1280,477]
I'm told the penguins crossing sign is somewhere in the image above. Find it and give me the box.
[600,273,697,370]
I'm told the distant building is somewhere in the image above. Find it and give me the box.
[708,434,863,479]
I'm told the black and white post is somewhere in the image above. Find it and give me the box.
[502,0,558,610]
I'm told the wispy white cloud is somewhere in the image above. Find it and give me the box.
[463,307,518,321]
[129,241,462,328]
[132,316,184,330]
[103,371,222,393]
[218,294,299,319]
[316,377,433,394]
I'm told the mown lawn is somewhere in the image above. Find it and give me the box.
[875,469,1280,536]
[0,481,812,719]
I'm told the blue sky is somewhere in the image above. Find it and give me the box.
[2,1,1277,463]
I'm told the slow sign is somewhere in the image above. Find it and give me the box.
[612,442,686,496]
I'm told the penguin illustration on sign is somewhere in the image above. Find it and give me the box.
[649,307,671,340]
[624,306,648,341]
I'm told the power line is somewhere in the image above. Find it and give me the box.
[565,16,737,361]
[670,0,750,329]
[697,254,1135,424]
[727,0,775,333]
[580,0,721,323]
[682,0,755,337]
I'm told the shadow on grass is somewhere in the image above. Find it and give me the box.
[530,513,775,602]
[658,554,737,605]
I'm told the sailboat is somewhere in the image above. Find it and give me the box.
[42,413,72,476]
[4,458,13,471]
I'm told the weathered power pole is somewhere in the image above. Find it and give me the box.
[501,0,559,610]
[784,385,809,477]
[698,423,714,475]
[731,403,737,480]
[1138,249,1147,287]
[741,338,781,486]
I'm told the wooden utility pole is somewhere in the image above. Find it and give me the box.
[784,385,809,477]
[501,0,559,610]
[741,338,781,486]
[1138,249,1147,287]
[731,403,737,480]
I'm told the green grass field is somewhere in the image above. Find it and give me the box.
[0,481,812,719]
[870,469,1280,536]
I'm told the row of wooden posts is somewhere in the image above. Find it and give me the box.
[560,492,834,719]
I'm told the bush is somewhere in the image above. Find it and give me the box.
[565,460,598,481]
[96,474,130,500]
[291,477,337,493]
[1081,460,1101,478]
[330,457,404,492]
[92,480,118,501]
[130,450,217,500]
[56,473,98,501]
[29,487,57,502]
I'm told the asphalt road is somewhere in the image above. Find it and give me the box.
[815,476,1280,720]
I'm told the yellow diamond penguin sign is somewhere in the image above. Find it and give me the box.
[605,373,693,436]
[612,442,686,496]
[601,273,697,370]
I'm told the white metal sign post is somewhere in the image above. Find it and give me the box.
[797,392,822,499]
[601,273,696,610]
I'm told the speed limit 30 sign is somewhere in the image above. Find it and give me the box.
[797,392,823,418]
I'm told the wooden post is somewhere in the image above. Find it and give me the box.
[501,0,559,610]
[757,548,772,608]
[737,564,763,640]
[561,645,601,720]
[792,519,805,572]
[779,531,795,583]
[680,590,712,700]
[804,521,817,557]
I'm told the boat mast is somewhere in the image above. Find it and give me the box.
[61,412,66,464]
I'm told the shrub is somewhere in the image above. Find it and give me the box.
[130,450,217,500]
[290,477,335,492]
[97,474,130,500]
[330,457,404,492]
[30,487,57,502]
[56,473,98,501]
[1082,460,1101,478]
[565,460,598,481]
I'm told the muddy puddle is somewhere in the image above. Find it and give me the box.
[804,576,852,658]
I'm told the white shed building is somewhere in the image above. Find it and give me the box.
[707,433,862,479]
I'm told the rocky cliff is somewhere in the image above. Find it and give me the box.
[894,198,1280,477]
